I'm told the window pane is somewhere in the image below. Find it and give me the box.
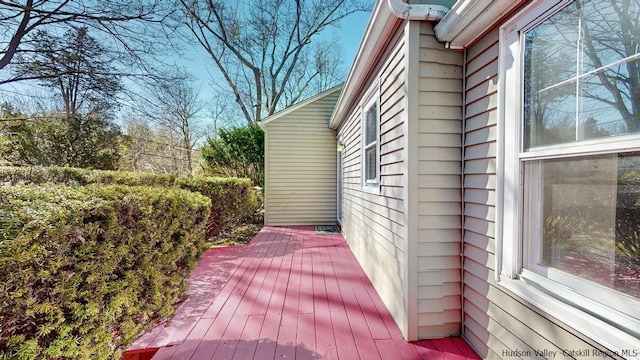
[524,152,640,299]
[365,106,377,145]
[524,80,577,148]
[523,2,579,87]
[523,0,640,149]
[365,147,376,181]
[578,60,640,140]
[580,0,640,74]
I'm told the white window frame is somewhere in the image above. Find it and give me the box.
[497,0,640,353]
[361,91,380,192]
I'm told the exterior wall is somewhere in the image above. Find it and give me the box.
[264,90,339,226]
[337,20,465,341]
[462,26,618,359]
[338,22,411,338]
[415,22,464,339]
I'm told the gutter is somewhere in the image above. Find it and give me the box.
[387,0,449,21]
[435,0,526,48]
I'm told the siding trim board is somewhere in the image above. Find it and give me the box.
[403,20,420,342]
[416,20,464,340]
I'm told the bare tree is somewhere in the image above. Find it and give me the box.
[178,0,370,124]
[207,88,244,139]
[121,118,191,175]
[0,0,177,82]
[281,36,345,106]
[141,70,205,176]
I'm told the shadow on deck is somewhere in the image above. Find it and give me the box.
[123,226,480,360]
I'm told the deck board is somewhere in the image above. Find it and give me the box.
[124,226,480,360]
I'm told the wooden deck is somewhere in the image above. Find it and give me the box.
[124,226,480,360]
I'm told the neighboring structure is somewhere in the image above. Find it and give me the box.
[261,85,342,226]
[265,0,640,358]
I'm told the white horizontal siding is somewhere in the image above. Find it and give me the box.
[264,89,340,226]
[337,23,411,339]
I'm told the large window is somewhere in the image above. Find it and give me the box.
[362,93,379,190]
[500,0,640,344]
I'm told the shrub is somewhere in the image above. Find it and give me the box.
[0,185,211,359]
[0,166,90,186]
[201,124,264,187]
[0,165,262,238]
[175,176,262,238]
[0,166,176,187]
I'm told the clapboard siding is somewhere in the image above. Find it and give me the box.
[263,87,340,226]
[337,22,411,338]
[416,22,464,339]
[462,26,614,358]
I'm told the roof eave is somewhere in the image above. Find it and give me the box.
[262,83,343,126]
[329,1,399,129]
[434,0,526,48]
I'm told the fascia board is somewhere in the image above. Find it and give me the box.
[329,1,398,129]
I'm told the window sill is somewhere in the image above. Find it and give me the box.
[497,275,640,358]
[361,183,380,195]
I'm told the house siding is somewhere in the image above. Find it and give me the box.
[416,22,463,339]
[264,90,339,226]
[338,22,411,338]
[462,26,619,359]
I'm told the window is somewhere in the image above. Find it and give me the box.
[362,93,379,190]
[499,0,640,344]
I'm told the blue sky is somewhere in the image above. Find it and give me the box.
[180,9,371,102]
[0,9,372,122]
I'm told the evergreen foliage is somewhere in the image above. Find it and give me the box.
[0,166,263,358]
[175,176,261,238]
[0,166,176,187]
[0,185,211,359]
[0,104,123,170]
[201,124,264,187]
[0,166,261,236]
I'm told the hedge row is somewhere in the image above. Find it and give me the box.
[0,166,176,187]
[0,185,211,359]
[0,166,262,237]
[175,176,260,238]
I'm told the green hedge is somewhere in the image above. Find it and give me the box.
[0,166,262,239]
[175,177,261,238]
[0,185,211,359]
[0,166,176,187]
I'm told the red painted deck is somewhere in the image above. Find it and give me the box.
[125,226,480,360]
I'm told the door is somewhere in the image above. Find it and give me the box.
[337,139,343,224]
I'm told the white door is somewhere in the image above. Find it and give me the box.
[337,140,343,224]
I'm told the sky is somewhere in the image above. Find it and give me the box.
[0,9,372,124]
[179,10,372,104]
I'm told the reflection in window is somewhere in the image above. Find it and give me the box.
[524,152,640,299]
[523,0,640,149]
